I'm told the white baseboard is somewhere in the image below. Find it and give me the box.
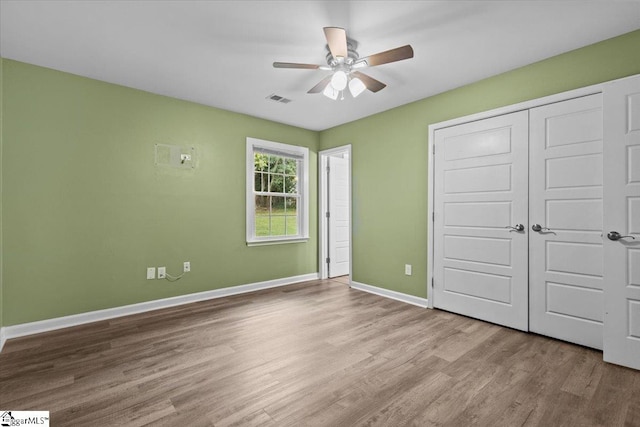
[2,273,319,344]
[0,327,6,353]
[350,281,429,308]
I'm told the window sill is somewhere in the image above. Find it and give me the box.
[247,237,309,247]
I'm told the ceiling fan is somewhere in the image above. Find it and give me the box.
[273,27,414,100]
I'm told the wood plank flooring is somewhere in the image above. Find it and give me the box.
[1,278,639,426]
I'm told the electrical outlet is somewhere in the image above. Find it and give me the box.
[146,267,156,280]
[405,264,412,276]
[158,267,166,279]
[183,261,191,272]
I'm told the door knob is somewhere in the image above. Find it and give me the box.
[505,224,525,232]
[532,224,551,232]
[607,231,636,241]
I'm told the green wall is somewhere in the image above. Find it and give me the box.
[319,30,640,299]
[2,29,639,327]
[1,59,319,325]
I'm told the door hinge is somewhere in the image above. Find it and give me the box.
[326,257,330,264]
[432,212,435,221]
[326,166,330,172]
[432,144,435,155]
[326,212,330,218]
[432,277,434,288]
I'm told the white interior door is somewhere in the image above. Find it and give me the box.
[529,94,604,349]
[603,75,640,370]
[433,111,529,331]
[328,155,350,278]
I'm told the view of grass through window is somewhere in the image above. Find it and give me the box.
[254,153,299,237]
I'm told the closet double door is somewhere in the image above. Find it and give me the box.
[433,94,603,346]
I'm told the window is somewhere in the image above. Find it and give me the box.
[246,137,309,245]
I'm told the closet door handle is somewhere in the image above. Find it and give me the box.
[607,231,636,241]
[506,224,525,232]
[531,224,551,232]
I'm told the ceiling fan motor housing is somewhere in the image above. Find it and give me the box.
[325,37,359,66]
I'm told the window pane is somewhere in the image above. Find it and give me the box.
[255,195,270,236]
[285,158,297,175]
[270,216,286,236]
[255,216,270,236]
[255,195,270,212]
[269,174,284,193]
[255,172,266,192]
[285,176,298,194]
[285,197,297,215]
[285,197,298,235]
[254,153,269,172]
[270,196,285,213]
[267,196,286,236]
[285,216,298,235]
[270,156,285,173]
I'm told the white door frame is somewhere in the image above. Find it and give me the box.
[319,144,352,281]
[427,82,606,309]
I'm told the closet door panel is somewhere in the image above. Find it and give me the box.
[603,75,640,370]
[529,93,604,349]
[433,111,529,331]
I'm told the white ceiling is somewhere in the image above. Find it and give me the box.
[1,1,639,131]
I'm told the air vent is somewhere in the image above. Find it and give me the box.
[266,93,292,104]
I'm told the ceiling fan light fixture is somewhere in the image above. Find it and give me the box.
[330,70,348,91]
[349,77,366,98]
[273,27,413,101]
[323,84,339,100]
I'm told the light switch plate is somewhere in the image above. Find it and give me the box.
[146,267,156,280]
[405,264,412,276]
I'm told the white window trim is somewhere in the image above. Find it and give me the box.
[246,137,309,246]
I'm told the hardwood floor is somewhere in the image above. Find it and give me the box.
[1,278,639,426]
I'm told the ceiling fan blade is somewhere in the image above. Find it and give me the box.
[352,71,386,93]
[307,75,333,94]
[359,45,414,67]
[323,27,348,59]
[273,62,320,69]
